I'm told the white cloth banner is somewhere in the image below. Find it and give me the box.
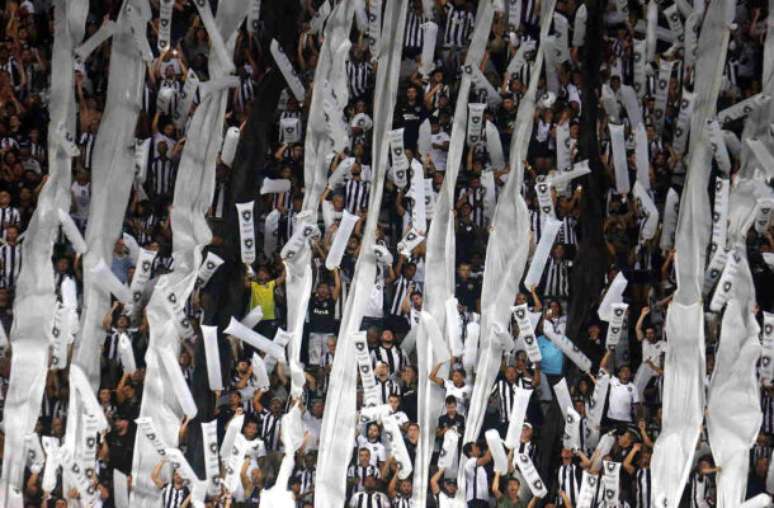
[633,181,659,240]
[717,93,770,125]
[410,159,427,231]
[486,429,509,474]
[563,407,582,451]
[485,120,505,170]
[220,126,240,167]
[598,272,628,322]
[709,249,741,312]
[544,328,593,373]
[355,331,379,406]
[201,325,222,391]
[605,303,628,350]
[57,208,87,253]
[573,3,587,46]
[634,124,650,190]
[710,178,730,256]
[651,302,705,508]
[755,197,774,234]
[325,210,359,269]
[225,317,287,363]
[446,298,464,357]
[761,312,774,387]
[578,471,600,508]
[609,122,630,194]
[504,386,533,448]
[196,252,224,288]
[236,201,256,265]
[270,39,305,102]
[466,104,486,146]
[535,177,556,218]
[512,304,542,363]
[654,60,676,133]
[703,248,729,297]
[389,128,409,173]
[554,378,573,419]
[201,420,220,496]
[513,452,548,497]
[419,22,438,77]
[705,119,731,174]
[660,187,680,252]
[601,460,622,507]
[175,69,199,131]
[588,370,611,427]
[673,89,695,154]
[524,216,561,289]
[633,39,647,98]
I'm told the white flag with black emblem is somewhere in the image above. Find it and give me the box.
[236,201,256,264]
[513,452,548,497]
[466,103,486,146]
[512,304,542,363]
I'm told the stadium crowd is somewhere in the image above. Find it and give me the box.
[0,0,772,506]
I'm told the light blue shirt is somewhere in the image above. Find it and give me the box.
[537,335,564,375]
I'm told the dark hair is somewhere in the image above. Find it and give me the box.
[445,395,457,405]
[462,442,475,457]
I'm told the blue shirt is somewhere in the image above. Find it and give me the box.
[537,335,564,375]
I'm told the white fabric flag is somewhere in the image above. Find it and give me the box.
[504,386,533,448]
[578,472,600,508]
[157,346,198,419]
[535,177,556,218]
[389,128,409,173]
[556,122,572,174]
[651,302,705,508]
[703,248,729,297]
[755,197,774,234]
[633,39,647,98]
[563,407,582,451]
[279,117,301,145]
[220,413,244,460]
[588,370,611,428]
[354,331,379,406]
[512,304,542,363]
[251,352,271,389]
[761,312,774,387]
[467,103,486,146]
[618,85,643,127]
[446,298,464,357]
[664,5,684,44]
[397,228,425,258]
[201,420,220,496]
[513,452,548,497]
[437,429,460,470]
[418,119,432,159]
[136,417,170,458]
[550,159,591,190]
[174,69,199,131]
[710,178,730,257]
[246,0,261,33]
[325,210,359,270]
[260,178,292,195]
[634,124,650,190]
[41,436,63,492]
[673,89,695,154]
[572,3,587,46]
[709,249,741,312]
[117,333,136,373]
[129,248,156,309]
[543,329,592,374]
[485,120,505,170]
[717,93,770,125]
[113,470,130,508]
[654,60,676,133]
[660,188,680,252]
[419,22,438,77]
[633,181,659,240]
[270,39,305,102]
[707,300,763,507]
[605,303,628,350]
[705,119,731,174]
[57,209,87,253]
[609,122,630,194]
[367,0,382,59]
[383,413,414,479]
[236,201,256,265]
[740,494,773,508]
[486,430,509,474]
[554,378,573,419]
[220,126,240,167]
[524,216,561,289]
[598,272,628,321]
[634,361,657,400]
[224,317,287,363]
[601,461,622,506]
[410,159,427,231]
[264,208,281,258]
[201,325,222,391]
[89,258,132,304]
[195,252,224,289]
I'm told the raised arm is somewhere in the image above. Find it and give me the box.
[635,306,650,342]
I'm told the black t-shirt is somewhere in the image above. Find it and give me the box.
[395,101,428,151]
[107,427,136,475]
[309,296,338,334]
[455,277,480,312]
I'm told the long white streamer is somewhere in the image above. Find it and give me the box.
[236,201,256,265]
[466,103,486,146]
[674,89,695,154]
[524,217,562,289]
[609,123,630,194]
[605,303,628,350]
[513,451,548,497]
[512,304,542,362]
[633,181,659,240]
[598,272,628,322]
[504,386,533,448]
[420,22,438,77]
[486,429,509,474]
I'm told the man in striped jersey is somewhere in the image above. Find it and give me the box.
[349,471,391,508]
[0,190,20,236]
[348,448,382,494]
[151,461,191,508]
[0,225,22,290]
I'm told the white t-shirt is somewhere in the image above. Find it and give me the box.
[356,435,387,466]
[430,131,450,171]
[642,339,667,368]
[464,457,490,502]
[71,182,90,220]
[444,380,472,416]
[607,376,640,422]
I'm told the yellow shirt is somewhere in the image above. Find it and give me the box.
[249,280,276,320]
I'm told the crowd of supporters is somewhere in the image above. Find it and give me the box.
[0,0,772,506]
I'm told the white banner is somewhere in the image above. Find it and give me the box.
[512,304,542,363]
[633,181,658,240]
[196,251,224,288]
[270,39,305,102]
[513,452,548,497]
[524,216,561,289]
[201,325,222,391]
[466,103,486,146]
[654,60,676,133]
[504,386,533,448]
[354,331,379,406]
[598,272,628,322]
[673,89,695,154]
[605,303,628,350]
[609,122,630,194]
[601,460,621,507]
[220,126,240,167]
[236,201,256,265]
[201,419,221,496]
[717,93,770,125]
[486,429,509,474]
[705,119,731,174]
[709,249,741,312]
[710,178,730,256]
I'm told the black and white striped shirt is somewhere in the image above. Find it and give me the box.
[558,464,581,506]
[345,179,370,213]
[544,257,570,300]
[79,132,96,170]
[392,494,412,508]
[236,75,255,112]
[443,4,474,48]
[636,467,652,508]
[347,464,381,492]
[372,345,406,377]
[350,491,390,508]
[0,242,22,289]
[389,276,412,316]
[161,484,189,508]
[461,186,486,228]
[557,215,578,246]
[374,377,402,405]
[260,409,282,452]
[148,156,177,199]
[346,60,373,99]
[404,10,427,52]
[0,207,20,234]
